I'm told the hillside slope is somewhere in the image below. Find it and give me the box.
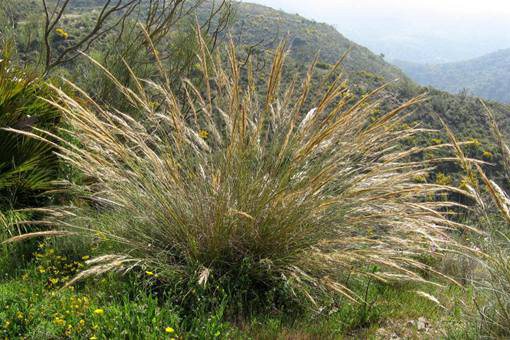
[395,49,510,103]
[231,3,510,146]
[231,3,407,82]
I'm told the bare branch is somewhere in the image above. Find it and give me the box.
[42,0,140,74]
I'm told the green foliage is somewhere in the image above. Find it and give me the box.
[0,241,237,339]
[74,19,204,113]
[0,277,185,339]
[0,46,58,207]
[0,43,61,275]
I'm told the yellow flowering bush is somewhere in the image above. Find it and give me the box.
[32,242,86,287]
[435,172,452,186]
[483,150,493,159]
[0,276,189,338]
[198,129,209,139]
[55,28,69,40]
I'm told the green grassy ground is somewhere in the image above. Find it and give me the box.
[0,241,479,339]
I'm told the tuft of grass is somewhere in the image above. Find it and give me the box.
[466,102,510,337]
[9,32,472,311]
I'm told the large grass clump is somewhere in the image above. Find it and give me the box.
[10,35,470,308]
[468,105,510,337]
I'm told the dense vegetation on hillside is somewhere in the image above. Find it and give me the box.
[230,3,510,133]
[395,49,510,104]
[230,3,407,81]
[2,0,510,338]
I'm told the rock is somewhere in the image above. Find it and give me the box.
[417,317,429,332]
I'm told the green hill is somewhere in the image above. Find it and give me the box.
[230,2,510,147]
[394,49,510,104]
[230,3,407,82]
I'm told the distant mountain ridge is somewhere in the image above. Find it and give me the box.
[394,49,510,103]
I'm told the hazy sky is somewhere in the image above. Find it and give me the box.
[243,0,510,16]
[242,0,510,63]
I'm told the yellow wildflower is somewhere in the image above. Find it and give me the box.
[435,172,452,186]
[483,150,493,159]
[145,271,155,276]
[90,337,98,340]
[16,311,24,320]
[165,327,175,333]
[198,130,209,139]
[82,255,90,260]
[93,308,104,316]
[65,324,73,336]
[55,28,69,39]
[414,174,427,183]
[95,231,108,240]
[49,277,59,285]
[53,317,65,326]
[469,138,482,148]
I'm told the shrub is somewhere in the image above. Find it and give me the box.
[0,42,61,240]
[0,45,59,211]
[12,36,468,310]
[0,42,61,273]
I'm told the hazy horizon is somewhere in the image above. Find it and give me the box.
[241,0,510,64]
